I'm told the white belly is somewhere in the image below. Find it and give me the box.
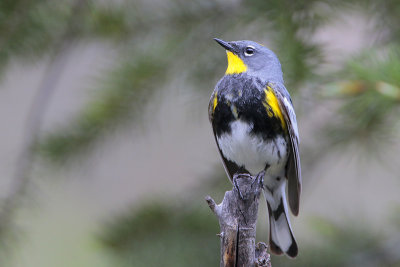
[217,120,287,175]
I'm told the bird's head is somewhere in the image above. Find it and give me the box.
[214,38,283,83]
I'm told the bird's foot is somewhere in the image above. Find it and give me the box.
[255,170,265,186]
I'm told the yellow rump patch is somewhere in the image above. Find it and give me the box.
[263,86,286,129]
[225,51,247,75]
[212,93,218,112]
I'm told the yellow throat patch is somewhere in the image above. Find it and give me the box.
[225,51,247,75]
[263,86,286,129]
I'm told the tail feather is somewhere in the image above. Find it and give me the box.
[264,187,298,258]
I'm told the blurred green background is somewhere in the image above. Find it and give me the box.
[0,0,399,266]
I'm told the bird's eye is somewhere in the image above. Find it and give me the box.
[244,46,255,56]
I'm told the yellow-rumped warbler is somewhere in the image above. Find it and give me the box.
[208,38,301,258]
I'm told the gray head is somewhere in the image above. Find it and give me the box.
[214,38,284,84]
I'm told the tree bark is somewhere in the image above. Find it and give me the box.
[206,173,271,267]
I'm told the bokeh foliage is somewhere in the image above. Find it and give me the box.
[0,0,400,266]
[322,46,400,148]
[100,198,400,267]
[100,203,220,266]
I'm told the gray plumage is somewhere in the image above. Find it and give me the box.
[210,39,302,257]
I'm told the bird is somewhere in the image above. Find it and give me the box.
[208,38,301,258]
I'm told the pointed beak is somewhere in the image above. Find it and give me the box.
[214,38,234,52]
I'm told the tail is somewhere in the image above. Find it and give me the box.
[263,183,298,258]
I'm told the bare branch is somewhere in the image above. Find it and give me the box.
[205,195,218,215]
[206,172,269,267]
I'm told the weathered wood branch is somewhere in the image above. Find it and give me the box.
[206,173,271,267]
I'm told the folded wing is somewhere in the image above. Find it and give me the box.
[270,83,302,216]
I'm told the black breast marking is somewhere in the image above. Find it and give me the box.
[212,99,235,137]
[213,74,285,140]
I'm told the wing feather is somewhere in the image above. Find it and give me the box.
[270,83,302,216]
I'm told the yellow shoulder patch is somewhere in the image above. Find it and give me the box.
[225,51,247,75]
[263,86,286,129]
